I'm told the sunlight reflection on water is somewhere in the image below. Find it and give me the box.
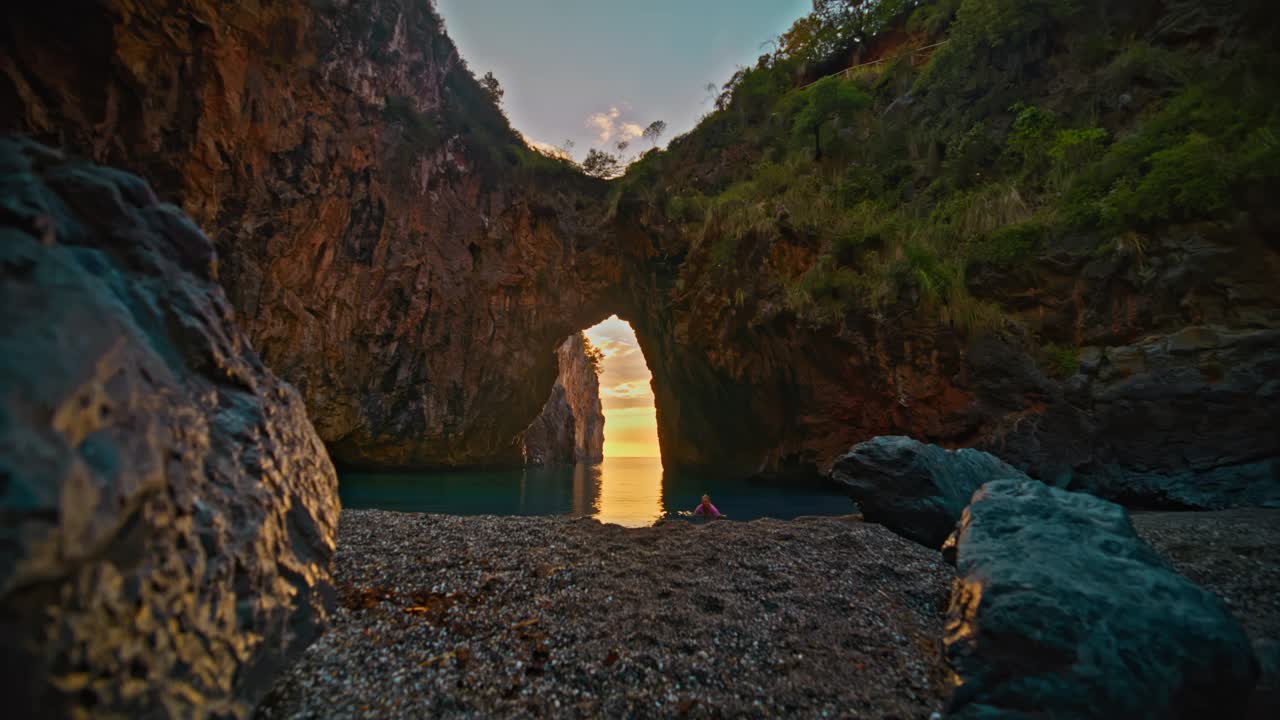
[340,457,853,527]
[592,457,664,527]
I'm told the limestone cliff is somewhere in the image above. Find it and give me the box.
[522,334,606,465]
[4,0,1278,509]
[0,0,628,470]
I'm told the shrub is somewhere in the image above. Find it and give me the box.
[971,221,1047,265]
[1041,343,1080,378]
[1098,41,1193,94]
[944,122,1001,187]
[1098,132,1230,228]
[1004,103,1058,176]
[383,95,444,152]
[1050,128,1108,168]
[916,0,1082,125]
[667,194,707,225]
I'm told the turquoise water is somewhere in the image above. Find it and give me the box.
[340,456,854,528]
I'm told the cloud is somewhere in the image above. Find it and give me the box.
[602,395,656,410]
[584,315,655,413]
[585,107,621,143]
[585,107,646,145]
[605,381,640,396]
[522,134,570,160]
[618,123,644,143]
[593,339,637,360]
[602,380,650,399]
[604,423,660,444]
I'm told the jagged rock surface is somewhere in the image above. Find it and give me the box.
[618,185,1280,506]
[830,436,1029,549]
[0,0,625,471]
[522,335,605,465]
[4,0,1277,511]
[0,138,340,717]
[943,479,1258,719]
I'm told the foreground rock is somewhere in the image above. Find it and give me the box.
[0,138,340,717]
[831,436,1029,548]
[257,511,953,718]
[944,480,1257,718]
[522,334,605,465]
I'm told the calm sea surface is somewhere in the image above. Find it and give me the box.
[340,457,854,528]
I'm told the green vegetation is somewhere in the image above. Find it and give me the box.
[793,77,870,160]
[580,333,605,375]
[604,0,1280,347]
[383,95,444,151]
[1041,343,1081,379]
[376,5,583,189]
[582,148,624,179]
[377,0,1278,363]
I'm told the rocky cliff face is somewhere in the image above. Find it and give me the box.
[522,334,606,465]
[598,0,1280,508]
[1,0,627,471]
[615,197,1280,505]
[4,0,1277,510]
[0,138,339,717]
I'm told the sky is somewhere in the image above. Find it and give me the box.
[434,0,812,162]
[431,2,815,456]
[583,317,659,458]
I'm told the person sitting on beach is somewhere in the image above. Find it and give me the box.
[693,494,721,519]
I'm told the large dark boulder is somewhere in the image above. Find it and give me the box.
[0,138,340,717]
[830,436,1030,548]
[943,480,1258,719]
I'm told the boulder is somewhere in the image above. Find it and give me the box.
[0,137,340,717]
[830,437,1029,548]
[943,480,1258,719]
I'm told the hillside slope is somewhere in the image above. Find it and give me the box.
[605,0,1280,504]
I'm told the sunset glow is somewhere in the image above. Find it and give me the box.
[583,316,660,458]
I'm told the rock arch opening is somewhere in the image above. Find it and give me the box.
[582,316,659,462]
[522,315,663,527]
[583,315,663,527]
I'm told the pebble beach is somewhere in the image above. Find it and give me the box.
[257,508,1280,719]
[257,511,954,719]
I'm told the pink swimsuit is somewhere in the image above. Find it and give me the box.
[693,502,721,518]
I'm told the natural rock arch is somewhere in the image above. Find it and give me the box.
[4,0,1277,506]
[0,0,1043,481]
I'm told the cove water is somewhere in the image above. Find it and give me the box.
[339,456,854,528]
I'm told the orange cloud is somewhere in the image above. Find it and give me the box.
[584,316,659,457]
